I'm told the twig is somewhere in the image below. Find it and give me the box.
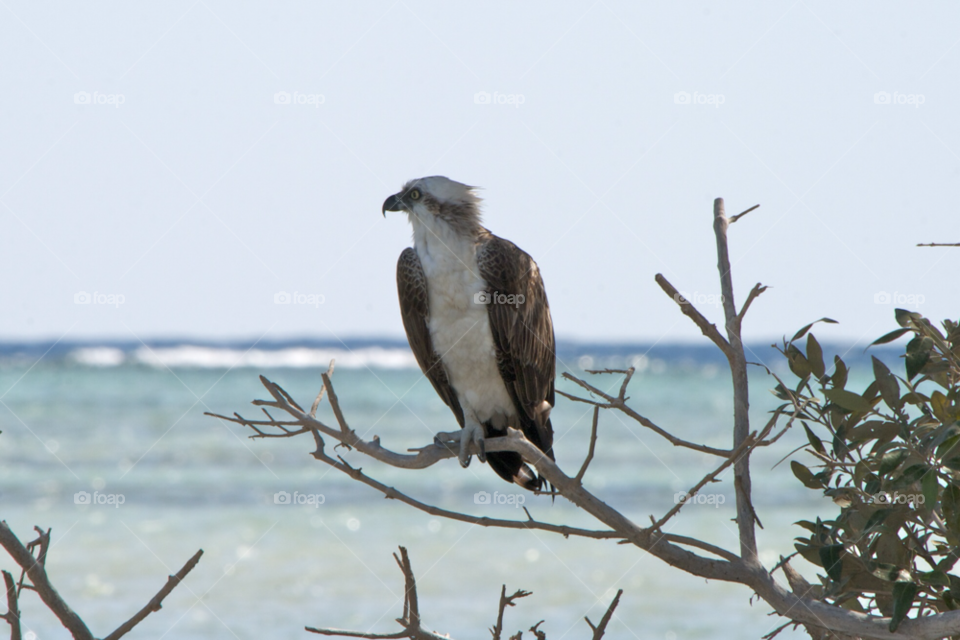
[916,242,960,247]
[1,571,20,640]
[575,407,600,484]
[310,437,621,540]
[307,547,450,640]
[654,273,733,359]
[648,432,757,532]
[737,283,768,323]
[311,361,335,417]
[560,371,732,457]
[0,522,93,640]
[491,586,532,640]
[102,549,204,640]
[730,204,760,223]
[584,589,622,640]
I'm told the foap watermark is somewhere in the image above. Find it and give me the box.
[474,91,525,108]
[274,91,325,107]
[674,91,725,107]
[874,291,925,306]
[75,291,125,307]
[874,91,925,108]
[274,490,325,507]
[674,291,724,308]
[674,491,725,507]
[474,490,525,508]
[74,91,125,108]
[474,291,525,308]
[74,490,125,508]
[871,491,925,506]
[274,291,325,307]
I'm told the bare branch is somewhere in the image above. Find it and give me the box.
[575,406,600,484]
[0,522,93,640]
[491,585,532,640]
[584,589,622,640]
[712,198,759,566]
[103,549,204,640]
[307,547,450,640]
[730,203,760,223]
[648,432,757,532]
[737,282,768,323]
[916,242,960,247]
[310,435,621,541]
[1,570,20,640]
[560,371,732,457]
[654,273,733,358]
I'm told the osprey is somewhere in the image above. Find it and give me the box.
[383,176,555,490]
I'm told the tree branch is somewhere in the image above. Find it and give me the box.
[584,589,622,640]
[491,585,531,640]
[559,370,732,457]
[102,549,204,640]
[1,571,20,640]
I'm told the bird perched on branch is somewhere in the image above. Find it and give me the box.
[383,176,556,490]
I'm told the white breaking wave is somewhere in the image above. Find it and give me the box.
[68,347,126,367]
[68,345,418,369]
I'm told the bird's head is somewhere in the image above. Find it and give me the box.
[382,176,482,236]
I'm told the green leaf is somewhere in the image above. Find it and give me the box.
[832,356,848,390]
[803,423,825,454]
[906,350,931,381]
[823,388,875,413]
[791,461,822,489]
[786,344,811,379]
[879,449,908,476]
[895,308,922,328]
[870,328,911,346]
[790,318,838,343]
[889,581,917,632]
[807,334,825,380]
[872,357,900,410]
[820,544,844,582]
[944,484,960,535]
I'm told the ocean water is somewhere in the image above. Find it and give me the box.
[0,340,893,639]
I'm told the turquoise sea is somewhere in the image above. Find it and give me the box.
[0,339,896,639]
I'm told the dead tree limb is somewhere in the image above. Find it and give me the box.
[0,521,201,640]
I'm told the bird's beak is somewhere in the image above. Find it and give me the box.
[382,193,403,217]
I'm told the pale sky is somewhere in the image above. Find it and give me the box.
[1,2,957,345]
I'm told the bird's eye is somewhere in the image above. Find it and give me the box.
[409,189,421,200]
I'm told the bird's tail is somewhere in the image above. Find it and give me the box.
[485,451,543,491]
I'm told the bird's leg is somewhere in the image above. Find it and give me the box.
[434,421,486,467]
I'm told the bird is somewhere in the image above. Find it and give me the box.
[383,176,556,491]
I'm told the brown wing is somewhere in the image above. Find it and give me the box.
[397,247,465,428]
[476,235,555,457]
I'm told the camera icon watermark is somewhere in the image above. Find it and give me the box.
[74,291,125,307]
[874,91,925,108]
[873,291,925,306]
[674,491,725,507]
[674,291,724,308]
[274,291,324,307]
[474,91,525,107]
[674,91,724,107]
[473,291,524,308]
[274,490,325,507]
[74,91,125,108]
[274,91,325,107]
[74,490,125,507]
[474,490,525,508]
[871,491,924,506]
